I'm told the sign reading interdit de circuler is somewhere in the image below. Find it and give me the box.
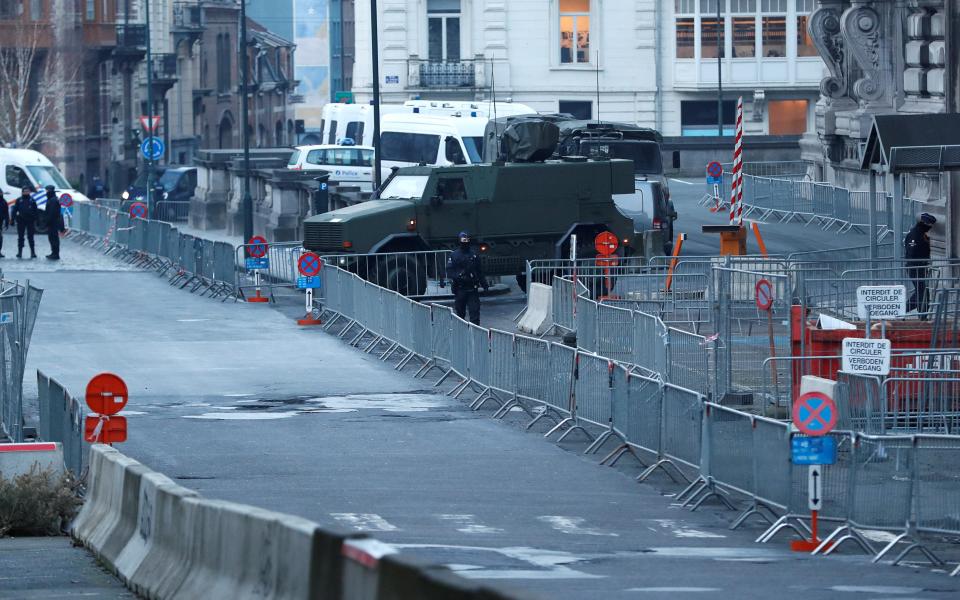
[856,285,906,319]
[842,337,892,376]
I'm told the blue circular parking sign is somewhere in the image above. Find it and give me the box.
[141,137,165,161]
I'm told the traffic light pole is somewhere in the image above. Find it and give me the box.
[240,0,254,246]
[145,0,154,212]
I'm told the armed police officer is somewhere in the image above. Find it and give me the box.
[11,186,38,259]
[44,185,65,260]
[444,231,488,325]
[0,191,9,258]
[905,212,937,317]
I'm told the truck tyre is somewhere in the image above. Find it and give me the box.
[377,256,427,297]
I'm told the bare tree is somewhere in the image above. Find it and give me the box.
[0,22,77,150]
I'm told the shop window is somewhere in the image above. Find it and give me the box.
[768,99,808,135]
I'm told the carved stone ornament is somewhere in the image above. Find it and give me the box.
[809,6,847,99]
[841,5,884,102]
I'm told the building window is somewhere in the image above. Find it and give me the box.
[86,0,94,20]
[701,19,725,59]
[0,0,22,19]
[427,0,460,62]
[559,0,590,64]
[768,99,808,134]
[730,0,756,58]
[796,0,817,57]
[681,100,736,136]
[675,0,695,59]
[30,0,40,19]
[559,100,592,120]
[216,34,232,93]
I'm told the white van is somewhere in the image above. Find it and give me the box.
[287,144,375,191]
[379,114,488,171]
[0,149,90,208]
[402,100,536,119]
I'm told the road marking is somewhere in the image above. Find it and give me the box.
[628,588,720,593]
[645,547,783,560]
[537,516,618,537]
[830,586,923,594]
[183,411,298,420]
[438,514,504,534]
[669,178,695,185]
[176,318,210,322]
[654,519,726,539]
[330,513,399,532]
[307,393,450,412]
[395,544,602,580]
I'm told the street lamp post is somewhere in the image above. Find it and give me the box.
[240,0,253,245]
[145,0,154,210]
[716,0,723,136]
[371,0,382,189]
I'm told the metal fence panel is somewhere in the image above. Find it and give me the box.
[488,330,516,395]
[576,352,611,428]
[661,384,703,470]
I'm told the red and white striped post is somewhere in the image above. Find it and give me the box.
[728,96,745,226]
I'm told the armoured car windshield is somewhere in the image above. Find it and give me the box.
[580,140,663,174]
[380,175,430,199]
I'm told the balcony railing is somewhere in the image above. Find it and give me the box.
[150,54,178,80]
[409,59,477,89]
[116,24,147,48]
[173,2,205,29]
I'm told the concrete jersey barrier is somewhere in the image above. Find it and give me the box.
[73,444,525,600]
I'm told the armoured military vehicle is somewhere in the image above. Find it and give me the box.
[303,156,637,296]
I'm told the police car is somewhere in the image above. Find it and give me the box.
[0,148,90,210]
[287,140,374,191]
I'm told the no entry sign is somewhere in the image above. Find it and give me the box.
[755,279,774,311]
[792,392,838,437]
[247,236,268,259]
[594,231,619,256]
[85,373,129,416]
[129,202,147,220]
[707,161,723,178]
[85,415,127,444]
[59,193,73,208]
[298,252,322,277]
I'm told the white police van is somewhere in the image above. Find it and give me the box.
[0,149,90,209]
[287,142,375,191]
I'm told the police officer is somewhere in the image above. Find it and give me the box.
[905,212,937,317]
[11,186,38,259]
[0,191,9,258]
[44,185,65,260]
[443,231,488,325]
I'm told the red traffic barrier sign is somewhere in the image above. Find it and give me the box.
[755,279,774,311]
[85,372,129,416]
[792,392,838,437]
[298,252,322,277]
[60,193,73,208]
[85,415,128,444]
[248,235,269,258]
[594,231,619,257]
[707,161,723,178]
[129,201,147,219]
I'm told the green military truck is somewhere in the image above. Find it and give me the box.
[303,157,637,296]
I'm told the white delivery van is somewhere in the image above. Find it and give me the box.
[379,114,488,171]
[0,149,90,209]
[287,144,375,191]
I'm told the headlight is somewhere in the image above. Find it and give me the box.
[121,191,129,200]
[163,192,169,200]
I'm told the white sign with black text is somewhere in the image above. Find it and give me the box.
[808,465,822,511]
[856,285,906,319]
[842,337,892,376]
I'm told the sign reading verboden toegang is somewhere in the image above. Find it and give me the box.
[856,285,906,319]
[842,337,892,376]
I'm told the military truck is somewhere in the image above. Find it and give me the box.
[303,157,637,295]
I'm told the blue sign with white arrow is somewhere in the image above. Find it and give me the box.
[141,137,165,161]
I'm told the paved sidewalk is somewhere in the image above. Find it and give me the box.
[0,537,133,599]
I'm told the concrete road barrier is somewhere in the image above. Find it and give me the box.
[517,283,553,336]
[0,442,64,478]
[74,445,506,600]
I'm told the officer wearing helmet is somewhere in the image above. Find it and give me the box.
[443,231,488,325]
[905,212,937,317]
[43,185,65,260]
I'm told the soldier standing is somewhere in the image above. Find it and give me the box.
[905,212,937,317]
[44,185,65,260]
[444,231,489,325]
[11,186,38,259]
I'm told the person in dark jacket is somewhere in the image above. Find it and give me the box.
[0,191,9,258]
[11,186,38,259]
[905,212,937,317]
[44,185,65,260]
[443,231,489,325]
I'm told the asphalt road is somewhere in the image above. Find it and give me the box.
[12,239,960,600]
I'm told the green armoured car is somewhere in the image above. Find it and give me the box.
[303,158,638,295]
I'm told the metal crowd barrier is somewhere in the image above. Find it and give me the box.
[0,282,43,443]
[36,371,85,474]
[66,202,238,300]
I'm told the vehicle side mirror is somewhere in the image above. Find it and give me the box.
[430,195,443,208]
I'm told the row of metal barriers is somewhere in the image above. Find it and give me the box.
[0,281,43,443]
[317,262,960,573]
[36,371,84,475]
[67,202,238,300]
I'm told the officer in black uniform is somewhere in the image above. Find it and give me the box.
[443,231,488,325]
[0,191,9,258]
[11,186,38,259]
[905,212,937,317]
[44,185,65,260]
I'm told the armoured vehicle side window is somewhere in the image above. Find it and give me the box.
[327,120,338,144]
[381,132,441,164]
[345,121,365,142]
[437,177,467,201]
[444,137,467,165]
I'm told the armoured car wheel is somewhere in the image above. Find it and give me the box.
[377,256,427,297]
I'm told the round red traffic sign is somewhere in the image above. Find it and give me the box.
[247,236,268,258]
[792,392,838,437]
[594,231,619,256]
[60,193,73,208]
[129,202,147,219]
[707,161,723,178]
[755,279,774,312]
[298,252,322,277]
[85,373,129,416]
